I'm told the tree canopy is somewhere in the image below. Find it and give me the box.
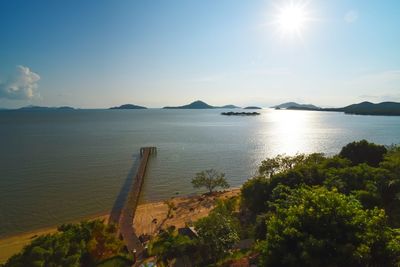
[339,139,387,167]
[257,186,400,267]
[4,220,128,267]
[191,169,230,193]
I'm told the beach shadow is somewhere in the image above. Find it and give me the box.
[109,154,141,224]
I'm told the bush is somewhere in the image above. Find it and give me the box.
[258,186,400,267]
[4,220,124,267]
[339,140,387,167]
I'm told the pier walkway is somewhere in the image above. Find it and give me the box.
[110,147,157,262]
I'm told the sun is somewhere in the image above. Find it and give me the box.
[272,1,312,39]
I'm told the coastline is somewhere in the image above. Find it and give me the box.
[0,188,240,264]
[0,213,109,264]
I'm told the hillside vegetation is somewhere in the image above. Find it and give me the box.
[150,140,400,266]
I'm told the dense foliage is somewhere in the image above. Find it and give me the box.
[194,199,240,263]
[240,141,400,266]
[4,220,128,267]
[339,139,387,166]
[145,141,400,266]
[148,226,196,265]
[258,186,400,266]
[148,198,240,266]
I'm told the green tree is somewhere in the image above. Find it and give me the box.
[4,220,124,267]
[148,226,195,266]
[241,176,271,215]
[258,186,400,267]
[191,169,229,193]
[86,222,124,262]
[194,200,240,263]
[339,139,387,167]
[259,154,306,177]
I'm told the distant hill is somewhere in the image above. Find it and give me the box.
[218,105,241,109]
[272,102,320,109]
[286,106,321,111]
[163,100,243,109]
[244,106,262,110]
[282,101,400,116]
[18,105,75,111]
[340,101,400,115]
[163,100,214,109]
[109,104,147,110]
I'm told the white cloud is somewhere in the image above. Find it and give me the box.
[344,10,359,23]
[0,65,40,100]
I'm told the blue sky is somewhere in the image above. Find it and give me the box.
[0,0,399,108]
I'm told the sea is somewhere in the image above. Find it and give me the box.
[0,108,399,237]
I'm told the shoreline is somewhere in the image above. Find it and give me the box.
[0,212,109,264]
[0,188,240,264]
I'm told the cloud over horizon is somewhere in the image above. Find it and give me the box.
[0,65,40,100]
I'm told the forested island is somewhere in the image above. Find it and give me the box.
[272,102,320,109]
[163,100,241,109]
[221,111,260,116]
[244,106,262,109]
[109,104,147,109]
[2,140,400,266]
[276,101,400,116]
[16,106,75,111]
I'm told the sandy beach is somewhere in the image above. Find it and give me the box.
[0,189,240,264]
[133,188,240,236]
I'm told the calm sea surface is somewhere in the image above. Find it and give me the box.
[0,109,399,237]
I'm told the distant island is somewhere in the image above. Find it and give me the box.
[338,101,400,116]
[280,101,400,116]
[272,102,320,110]
[17,105,75,111]
[163,100,213,109]
[109,104,147,110]
[163,100,241,109]
[244,106,262,109]
[219,104,240,109]
[221,111,260,116]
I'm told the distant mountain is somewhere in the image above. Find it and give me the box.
[109,104,147,110]
[244,106,262,110]
[218,105,241,109]
[286,106,321,111]
[163,100,242,109]
[163,100,214,109]
[18,105,75,111]
[279,101,400,116]
[272,102,320,110]
[340,101,400,116]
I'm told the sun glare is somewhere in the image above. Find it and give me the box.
[272,1,312,39]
